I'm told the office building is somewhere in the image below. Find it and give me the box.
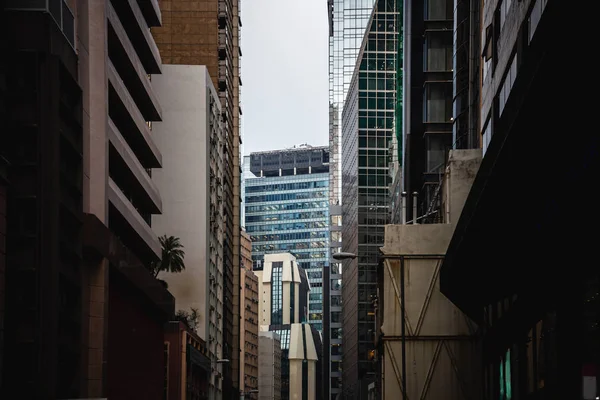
[258,331,282,400]
[398,0,454,223]
[328,1,379,397]
[152,1,243,397]
[255,253,322,400]
[1,0,174,397]
[240,230,259,397]
[441,1,598,399]
[151,65,226,400]
[243,145,329,331]
[340,1,401,398]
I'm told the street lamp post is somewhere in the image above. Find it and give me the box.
[332,252,357,261]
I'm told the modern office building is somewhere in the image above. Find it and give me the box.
[398,0,454,223]
[254,253,322,400]
[1,1,175,398]
[328,1,378,398]
[240,230,259,397]
[258,331,282,400]
[151,65,226,400]
[152,1,243,397]
[243,145,330,331]
[341,1,401,398]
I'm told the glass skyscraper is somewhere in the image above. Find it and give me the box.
[341,0,402,398]
[242,145,330,331]
[328,1,377,399]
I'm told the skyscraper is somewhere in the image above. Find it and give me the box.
[341,1,401,398]
[243,145,330,331]
[328,1,377,398]
[152,1,243,397]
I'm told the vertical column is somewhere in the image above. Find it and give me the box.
[78,0,109,396]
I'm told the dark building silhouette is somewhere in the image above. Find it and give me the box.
[441,1,598,399]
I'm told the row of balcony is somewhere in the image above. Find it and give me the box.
[106,0,164,263]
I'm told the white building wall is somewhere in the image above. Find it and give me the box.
[151,65,225,398]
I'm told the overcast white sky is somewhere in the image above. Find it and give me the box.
[240,0,329,156]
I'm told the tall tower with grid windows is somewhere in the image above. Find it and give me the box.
[340,1,402,398]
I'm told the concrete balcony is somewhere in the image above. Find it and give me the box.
[108,61,161,168]
[109,0,161,74]
[108,2,162,121]
[108,118,162,214]
[136,0,161,27]
[108,178,161,262]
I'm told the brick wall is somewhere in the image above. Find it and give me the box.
[152,0,220,88]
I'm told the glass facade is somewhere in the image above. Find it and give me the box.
[341,0,401,397]
[243,149,330,331]
[329,0,377,398]
[271,262,283,325]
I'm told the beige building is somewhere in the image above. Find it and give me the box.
[151,65,226,400]
[259,331,282,400]
[240,230,259,397]
[378,150,482,399]
[255,253,308,329]
[152,0,243,395]
[255,253,321,400]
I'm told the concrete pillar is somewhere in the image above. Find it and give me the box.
[78,0,109,395]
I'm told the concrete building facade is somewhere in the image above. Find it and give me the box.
[151,65,226,400]
[377,150,481,400]
[259,331,282,400]
[255,253,322,400]
[152,1,243,396]
[1,0,175,397]
[241,230,259,397]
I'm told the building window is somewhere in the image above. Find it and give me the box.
[424,0,452,20]
[426,134,451,173]
[424,33,452,72]
[528,0,548,43]
[498,54,518,116]
[331,312,342,323]
[424,83,452,123]
[271,262,283,324]
[331,295,342,307]
[482,117,492,156]
[482,24,493,83]
[499,0,512,29]
[310,313,323,321]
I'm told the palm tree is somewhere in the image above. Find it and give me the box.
[152,235,185,278]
